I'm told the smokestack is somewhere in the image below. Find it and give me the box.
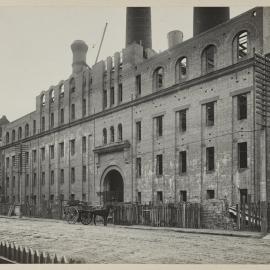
[71,40,88,74]
[126,7,152,50]
[193,7,230,36]
[167,30,183,49]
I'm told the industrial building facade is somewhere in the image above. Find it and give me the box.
[0,7,270,207]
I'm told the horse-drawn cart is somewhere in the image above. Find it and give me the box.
[63,200,94,225]
[63,200,113,226]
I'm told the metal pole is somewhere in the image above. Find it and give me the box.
[95,22,108,64]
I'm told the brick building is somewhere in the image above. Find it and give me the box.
[0,7,270,207]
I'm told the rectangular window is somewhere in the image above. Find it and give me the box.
[50,194,54,201]
[12,156,15,167]
[156,154,163,176]
[82,136,86,153]
[82,165,86,182]
[26,174,29,187]
[12,176,15,188]
[180,190,187,202]
[6,157,9,168]
[157,191,163,203]
[137,192,141,204]
[70,139,75,156]
[60,169,64,184]
[33,173,37,187]
[50,145,54,159]
[240,189,248,204]
[50,113,54,128]
[179,151,187,174]
[82,193,86,201]
[60,108,64,124]
[136,75,141,97]
[82,98,87,116]
[25,152,29,165]
[33,120,36,135]
[41,116,45,132]
[41,147,45,161]
[136,157,142,178]
[206,102,214,126]
[50,170,54,185]
[179,110,187,132]
[156,115,163,137]
[103,89,107,109]
[206,147,215,171]
[71,167,75,184]
[41,172,45,185]
[71,104,75,120]
[32,150,37,163]
[136,121,141,141]
[237,94,247,120]
[59,142,64,158]
[110,87,115,106]
[118,84,123,103]
[207,190,215,199]
[238,142,247,169]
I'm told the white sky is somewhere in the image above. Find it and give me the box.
[0,5,254,122]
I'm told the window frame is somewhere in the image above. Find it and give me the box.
[156,154,163,176]
[206,146,215,172]
[237,94,247,120]
[206,102,215,127]
[238,142,248,169]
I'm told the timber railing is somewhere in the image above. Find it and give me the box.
[0,241,80,264]
[112,203,201,229]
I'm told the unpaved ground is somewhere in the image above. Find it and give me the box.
[0,217,270,263]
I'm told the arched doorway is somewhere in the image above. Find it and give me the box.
[103,169,124,203]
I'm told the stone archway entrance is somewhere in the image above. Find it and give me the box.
[103,169,124,203]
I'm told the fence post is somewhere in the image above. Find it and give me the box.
[34,250,40,263]
[236,204,240,230]
[261,201,268,233]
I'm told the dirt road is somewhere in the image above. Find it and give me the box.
[0,217,269,263]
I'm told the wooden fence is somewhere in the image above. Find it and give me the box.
[0,241,80,264]
[113,203,201,228]
[0,201,64,220]
[234,201,268,232]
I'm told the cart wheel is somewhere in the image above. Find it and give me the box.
[67,206,79,224]
[81,213,91,225]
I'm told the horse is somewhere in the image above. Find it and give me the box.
[90,204,114,226]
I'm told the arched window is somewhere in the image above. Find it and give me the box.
[175,57,187,82]
[70,78,75,93]
[49,89,55,103]
[60,84,64,97]
[25,124,29,137]
[153,67,164,90]
[118,124,122,141]
[233,31,249,62]
[18,127,22,140]
[103,128,107,144]
[201,45,217,74]
[41,94,46,106]
[12,130,15,142]
[110,126,114,143]
[6,132,9,144]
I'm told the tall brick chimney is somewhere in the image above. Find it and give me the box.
[126,7,152,50]
[193,7,230,36]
